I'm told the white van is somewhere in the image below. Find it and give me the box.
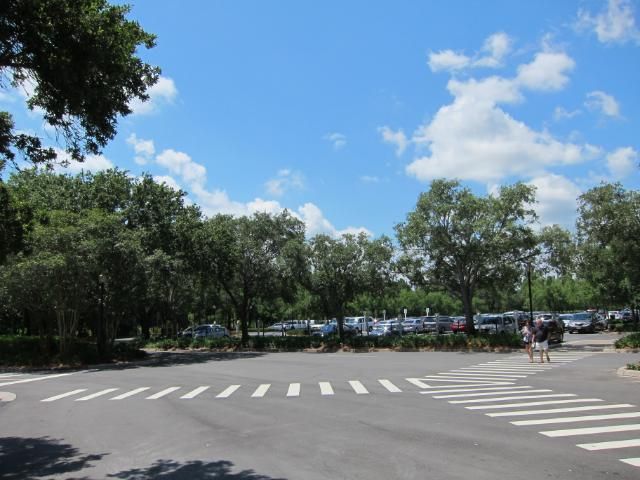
[474,314,517,334]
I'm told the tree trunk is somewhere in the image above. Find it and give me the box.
[461,284,475,334]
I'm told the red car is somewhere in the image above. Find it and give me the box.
[450,316,467,333]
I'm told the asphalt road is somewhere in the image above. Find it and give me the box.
[1,332,639,480]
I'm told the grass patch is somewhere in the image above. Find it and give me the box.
[615,332,640,349]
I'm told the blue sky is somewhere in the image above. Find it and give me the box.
[3,0,639,238]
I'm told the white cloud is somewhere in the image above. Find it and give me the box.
[474,32,511,68]
[265,169,304,196]
[130,76,178,115]
[324,132,347,150]
[54,149,114,174]
[527,174,582,228]
[577,0,640,45]
[516,52,575,92]
[585,90,621,117]
[126,133,155,165]
[406,43,597,183]
[607,146,638,179]
[156,149,206,186]
[378,126,409,156]
[153,175,182,191]
[296,203,371,238]
[428,50,471,72]
[554,106,582,121]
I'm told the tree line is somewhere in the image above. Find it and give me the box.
[1,168,638,356]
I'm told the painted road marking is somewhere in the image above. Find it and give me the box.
[435,389,552,399]
[41,389,87,402]
[424,386,534,395]
[216,385,241,399]
[450,394,576,404]
[319,382,334,396]
[406,378,430,389]
[577,439,640,451]
[76,388,120,401]
[110,387,150,400]
[349,380,369,394]
[251,384,271,398]
[511,412,640,426]
[1,372,79,388]
[467,398,603,410]
[181,386,211,399]
[541,424,640,438]
[442,372,528,378]
[286,383,301,397]
[378,379,402,393]
[146,387,181,400]
[487,404,635,417]
[620,458,640,467]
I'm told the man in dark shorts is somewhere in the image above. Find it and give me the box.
[533,318,551,363]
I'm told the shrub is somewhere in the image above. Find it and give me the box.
[627,362,640,371]
[615,332,640,349]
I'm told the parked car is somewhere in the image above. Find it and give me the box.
[422,315,453,334]
[369,320,401,337]
[313,321,356,337]
[532,315,564,343]
[567,312,597,334]
[504,311,530,329]
[558,313,574,328]
[267,322,290,332]
[193,324,229,339]
[474,314,517,334]
[344,316,375,333]
[450,316,466,333]
[402,317,425,334]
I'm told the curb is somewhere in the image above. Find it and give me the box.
[617,366,640,378]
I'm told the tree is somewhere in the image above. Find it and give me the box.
[537,225,576,277]
[200,212,307,342]
[577,183,640,309]
[308,232,393,339]
[0,0,159,170]
[396,179,537,333]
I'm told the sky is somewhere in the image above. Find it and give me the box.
[3,0,640,239]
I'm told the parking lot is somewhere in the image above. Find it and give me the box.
[1,332,638,479]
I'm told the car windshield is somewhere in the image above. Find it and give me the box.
[572,313,591,320]
[476,317,500,324]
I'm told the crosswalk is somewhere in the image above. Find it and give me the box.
[27,351,639,472]
[419,352,640,472]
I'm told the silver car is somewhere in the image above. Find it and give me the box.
[193,324,230,339]
[402,318,425,334]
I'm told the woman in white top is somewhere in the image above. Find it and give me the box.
[521,320,534,363]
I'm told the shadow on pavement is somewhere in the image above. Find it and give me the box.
[107,459,286,480]
[90,351,268,372]
[0,436,107,480]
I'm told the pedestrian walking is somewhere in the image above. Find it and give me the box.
[521,319,534,363]
[533,318,551,363]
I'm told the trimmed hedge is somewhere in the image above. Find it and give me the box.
[615,332,640,349]
[144,332,523,352]
[0,335,147,367]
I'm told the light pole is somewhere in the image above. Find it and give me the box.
[98,274,105,360]
[526,261,533,322]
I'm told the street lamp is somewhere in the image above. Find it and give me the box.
[526,261,533,322]
[98,274,105,359]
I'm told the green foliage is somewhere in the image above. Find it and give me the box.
[615,332,640,349]
[0,0,159,169]
[627,362,640,371]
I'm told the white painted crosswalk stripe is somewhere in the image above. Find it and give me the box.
[423,376,514,384]
[487,404,635,417]
[435,389,551,399]
[349,380,369,394]
[110,387,150,400]
[286,383,300,397]
[450,394,576,405]
[75,388,119,401]
[319,382,334,396]
[406,378,431,389]
[251,384,271,398]
[577,439,640,451]
[1,372,78,387]
[541,423,640,438]
[41,389,87,402]
[620,458,640,467]
[217,385,241,398]
[430,386,536,396]
[146,387,181,399]
[181,386,210,399]
[468,398,603,410]
[511,412,640,426]
[378,379,402,393]
[444,372,528,378]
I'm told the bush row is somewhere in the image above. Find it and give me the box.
[144,332,523,352]
[0,335,147,367]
